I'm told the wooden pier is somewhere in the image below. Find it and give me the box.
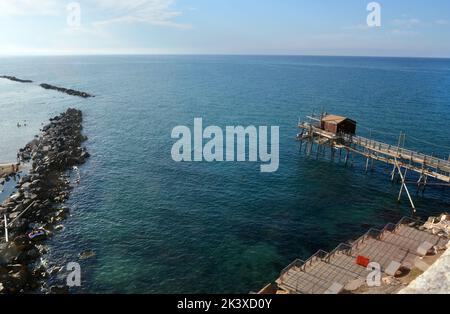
[297,114,450,213]
[0,163,20,177]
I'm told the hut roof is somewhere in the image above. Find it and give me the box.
[321,115,348,124]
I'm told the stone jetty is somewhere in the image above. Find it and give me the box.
[0,76,33,83]
[0,108,89,293]
[1,75,93,98]
[40,83,93,98]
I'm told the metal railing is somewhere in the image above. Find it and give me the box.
[352,135,450,171]
[351,228,382,250]
[277,215,448,294]
[298,120,450,172]
[280,259,303,277]
[396,216,425,229]
[301,250,329,271]
[325,243,353,262]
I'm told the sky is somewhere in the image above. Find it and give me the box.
[0,0,450,57]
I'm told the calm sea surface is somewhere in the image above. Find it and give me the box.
[0,55,450,293]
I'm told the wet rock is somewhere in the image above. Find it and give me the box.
[10,192,22,201]
[12,235,33,252]
[79,249,96,260]
[40,83,93,98]
[0,75,33,83]
[33,270,47,282]
[8,212,20,219]
[54,208,69,221]
[48,266,63,276]
[49,285,69,294]
[54,224,64,231]
[3,264,30,293]
[25,246,41,260]
[21,182,32,191]
[0,108,89,293]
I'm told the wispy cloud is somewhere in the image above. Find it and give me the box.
[389,16,421,36]
[435,19,449,25]
[342,24,371,31]
[392,18,421,28]
[0,0,60,16]
[92,0,191,29]
[0,0,189,29]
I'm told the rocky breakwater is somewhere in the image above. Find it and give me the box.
[0,75,33,83]
[40,83,93,98]
[0,108,89,293]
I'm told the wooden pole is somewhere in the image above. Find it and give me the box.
[390,164,397,181]
[397,131,403,154]
[307,125,313,157]
[8,201,35,227]
[416,174,423,195]
[4,214,8,243]
[398,167,408,201]
[316,137,320,160]
[422,175,428,196]
[394,159,416,213]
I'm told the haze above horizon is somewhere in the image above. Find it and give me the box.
[1,0,450,58]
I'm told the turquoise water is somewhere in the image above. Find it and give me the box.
[1,55,450,293]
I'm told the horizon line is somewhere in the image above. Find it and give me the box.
[0,53,450,60]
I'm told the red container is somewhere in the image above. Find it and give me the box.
[356,255,370,267]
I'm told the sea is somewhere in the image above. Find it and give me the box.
[0,55,449,293]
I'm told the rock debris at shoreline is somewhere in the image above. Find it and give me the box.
[0,76,33,83]
[40,83,93,98]
[0,108,89,294]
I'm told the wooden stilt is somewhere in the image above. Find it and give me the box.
[398,168,408,201]
[316,141,320,160]
[307,137,312,157]
[416,174,423,195]
[4,215,8,243]
[390,165,397,181]
[297,116,450,215]
[422,175,428,196]
[394,159,416,213]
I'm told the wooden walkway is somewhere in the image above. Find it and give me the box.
[0,163,20,177]
[298,121,450,212]
[299,123,450,181]
[274,217,449,294]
